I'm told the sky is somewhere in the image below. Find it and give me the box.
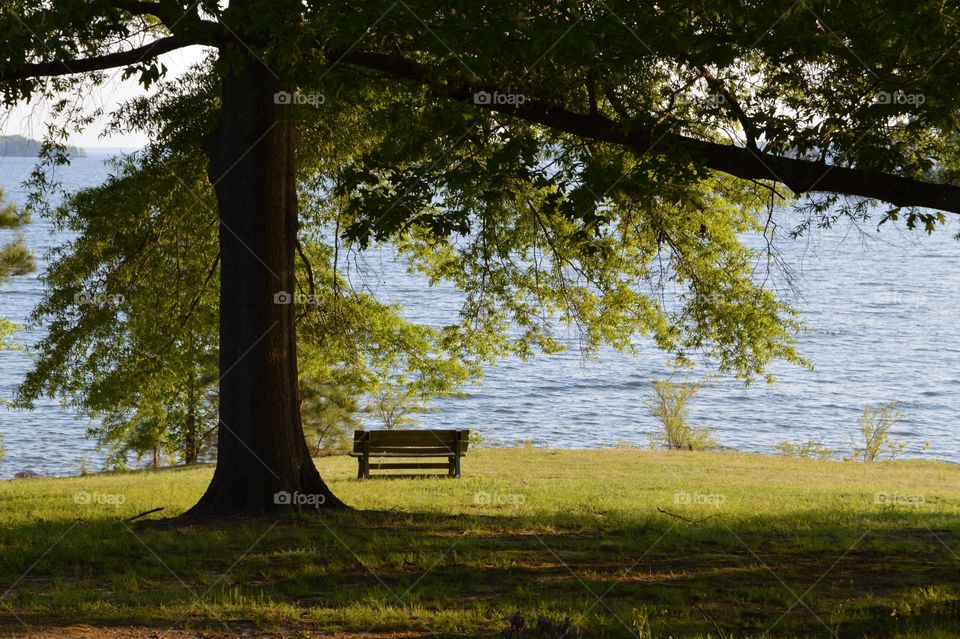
[1,45,208,151]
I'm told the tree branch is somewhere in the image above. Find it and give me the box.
[696,64,759,151]
[0,35,212,82]
[333,50,960,215]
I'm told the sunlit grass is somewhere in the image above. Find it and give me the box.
[1,448,959,637]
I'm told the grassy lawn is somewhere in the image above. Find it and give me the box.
[1,448,960,637]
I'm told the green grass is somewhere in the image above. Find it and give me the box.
[2,448,960,637]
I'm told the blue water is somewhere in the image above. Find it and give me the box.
[1,155,958,477]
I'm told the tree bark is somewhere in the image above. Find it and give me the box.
[183,49,346,517]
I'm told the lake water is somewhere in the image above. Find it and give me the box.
[1,155,958,477]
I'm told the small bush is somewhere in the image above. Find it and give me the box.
[775,439,833,460]
[849,402,905,462]
[366,383,430,430]
[469,431,502,448]
[647,377,717,451]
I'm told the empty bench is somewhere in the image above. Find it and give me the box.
[351,429,470,479]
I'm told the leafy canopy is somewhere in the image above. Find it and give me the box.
[7,0,960,402]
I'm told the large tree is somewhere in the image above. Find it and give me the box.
[3,1,959,517]
[16,120,473,468]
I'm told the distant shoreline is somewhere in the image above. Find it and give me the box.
[0,134,86,158]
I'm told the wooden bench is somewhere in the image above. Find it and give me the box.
[351,429,470,479]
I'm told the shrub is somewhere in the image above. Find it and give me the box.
[469,431,502,448]
[366,383,430,430]
[849,402,905,462]
[775,439,833,460]
[647,377,717,451]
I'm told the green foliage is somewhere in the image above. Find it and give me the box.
[89,355,219,469]
[0,187,33,285]
[468,431,501,448]
[0,430,5,464]
[849,403,905,462]
[647,376,718,451]
[775,439,834,460]
[0,317,17,355]
[15,134,221,467]
[0,188,33,407]
[299,379,360,456]
[18,62,475,467]
[351,109,808,378]
[365,382,432,430]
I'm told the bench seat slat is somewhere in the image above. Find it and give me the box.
[355,436,462,447]
[355,428,462,437]
[367,446,466,453]
[367,462,452,470]
[349,451,457,457]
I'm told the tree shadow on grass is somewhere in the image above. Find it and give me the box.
[1,507,959,637]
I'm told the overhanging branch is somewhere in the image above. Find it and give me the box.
[0,35,211,82]
[335,50,960,215]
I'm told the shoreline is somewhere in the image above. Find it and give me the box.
[2,443,956,482]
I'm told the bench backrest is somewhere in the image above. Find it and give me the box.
[353,429,470,455]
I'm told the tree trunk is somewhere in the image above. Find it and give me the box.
[183,48,346,517]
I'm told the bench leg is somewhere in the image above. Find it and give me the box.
[453,454,461,478]
[357,457,363,480]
